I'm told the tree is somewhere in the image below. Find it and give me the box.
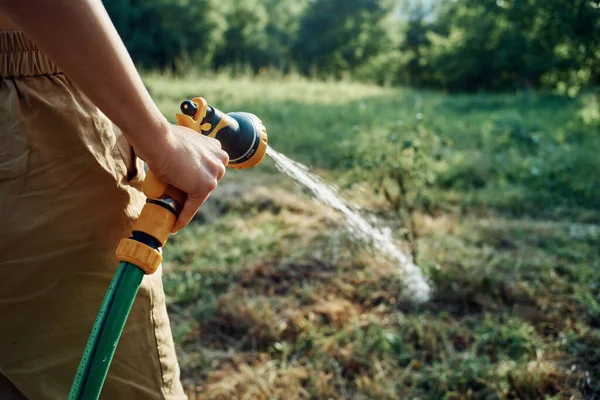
[104,0,223,69]
[102,0,599,91]
[293,0,397,78]
[211,0,269,71]
[263,0,308,71]
[401,0,600,91]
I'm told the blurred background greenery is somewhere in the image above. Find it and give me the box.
[106,0,599,93]
[106,0,599,398]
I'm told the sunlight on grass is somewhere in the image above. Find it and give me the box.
[148,72,600,399]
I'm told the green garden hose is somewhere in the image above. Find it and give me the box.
[68,262,144,400]
[68,97,267,399]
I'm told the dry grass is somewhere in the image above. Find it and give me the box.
[163,183,599,399]
[152,75,600,399]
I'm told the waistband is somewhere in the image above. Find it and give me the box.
[0,31,61,78]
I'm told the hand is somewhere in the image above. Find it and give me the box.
[132,123,229,233]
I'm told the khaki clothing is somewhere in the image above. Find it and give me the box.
[0,31,186,399]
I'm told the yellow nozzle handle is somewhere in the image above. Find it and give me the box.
[118,97,268,270]
[145,96,268,201]
[129,97,267,253]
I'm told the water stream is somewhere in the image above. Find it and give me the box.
[266,146,431,302]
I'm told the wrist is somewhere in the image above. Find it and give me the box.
[124,114,172,164]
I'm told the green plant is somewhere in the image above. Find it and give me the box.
[347,118,445,262]
[147,73,599,399]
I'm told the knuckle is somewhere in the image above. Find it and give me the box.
[211,137,222,148]
[217,165,226,180]
[207,178,218,191]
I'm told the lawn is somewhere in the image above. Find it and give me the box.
[144,72,600,399]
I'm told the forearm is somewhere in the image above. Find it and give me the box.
[0,0,169,151]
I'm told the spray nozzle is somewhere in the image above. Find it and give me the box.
[175,97,268,170]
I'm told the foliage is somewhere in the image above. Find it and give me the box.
[345,119,445,261]
[105,0,599,92]
[104,0,223,69]
[103,0,308,72]
[292,0,397,79]
[401,0,600,92]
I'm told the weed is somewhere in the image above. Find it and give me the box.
[147,73,599,399]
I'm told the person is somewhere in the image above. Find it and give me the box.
[0,1,229,398]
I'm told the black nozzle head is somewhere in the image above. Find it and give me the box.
[180,100,198,117]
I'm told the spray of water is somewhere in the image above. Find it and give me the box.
[266,146,431,302]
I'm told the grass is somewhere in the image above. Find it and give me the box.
[145,72,600,399]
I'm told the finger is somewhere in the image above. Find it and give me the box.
[220,149,229,166]
[172,193,209,234]
[210,136,223,149]
[171,173,218,233]
[216,161,226,181]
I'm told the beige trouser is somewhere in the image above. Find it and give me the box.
[0,31,186,399]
